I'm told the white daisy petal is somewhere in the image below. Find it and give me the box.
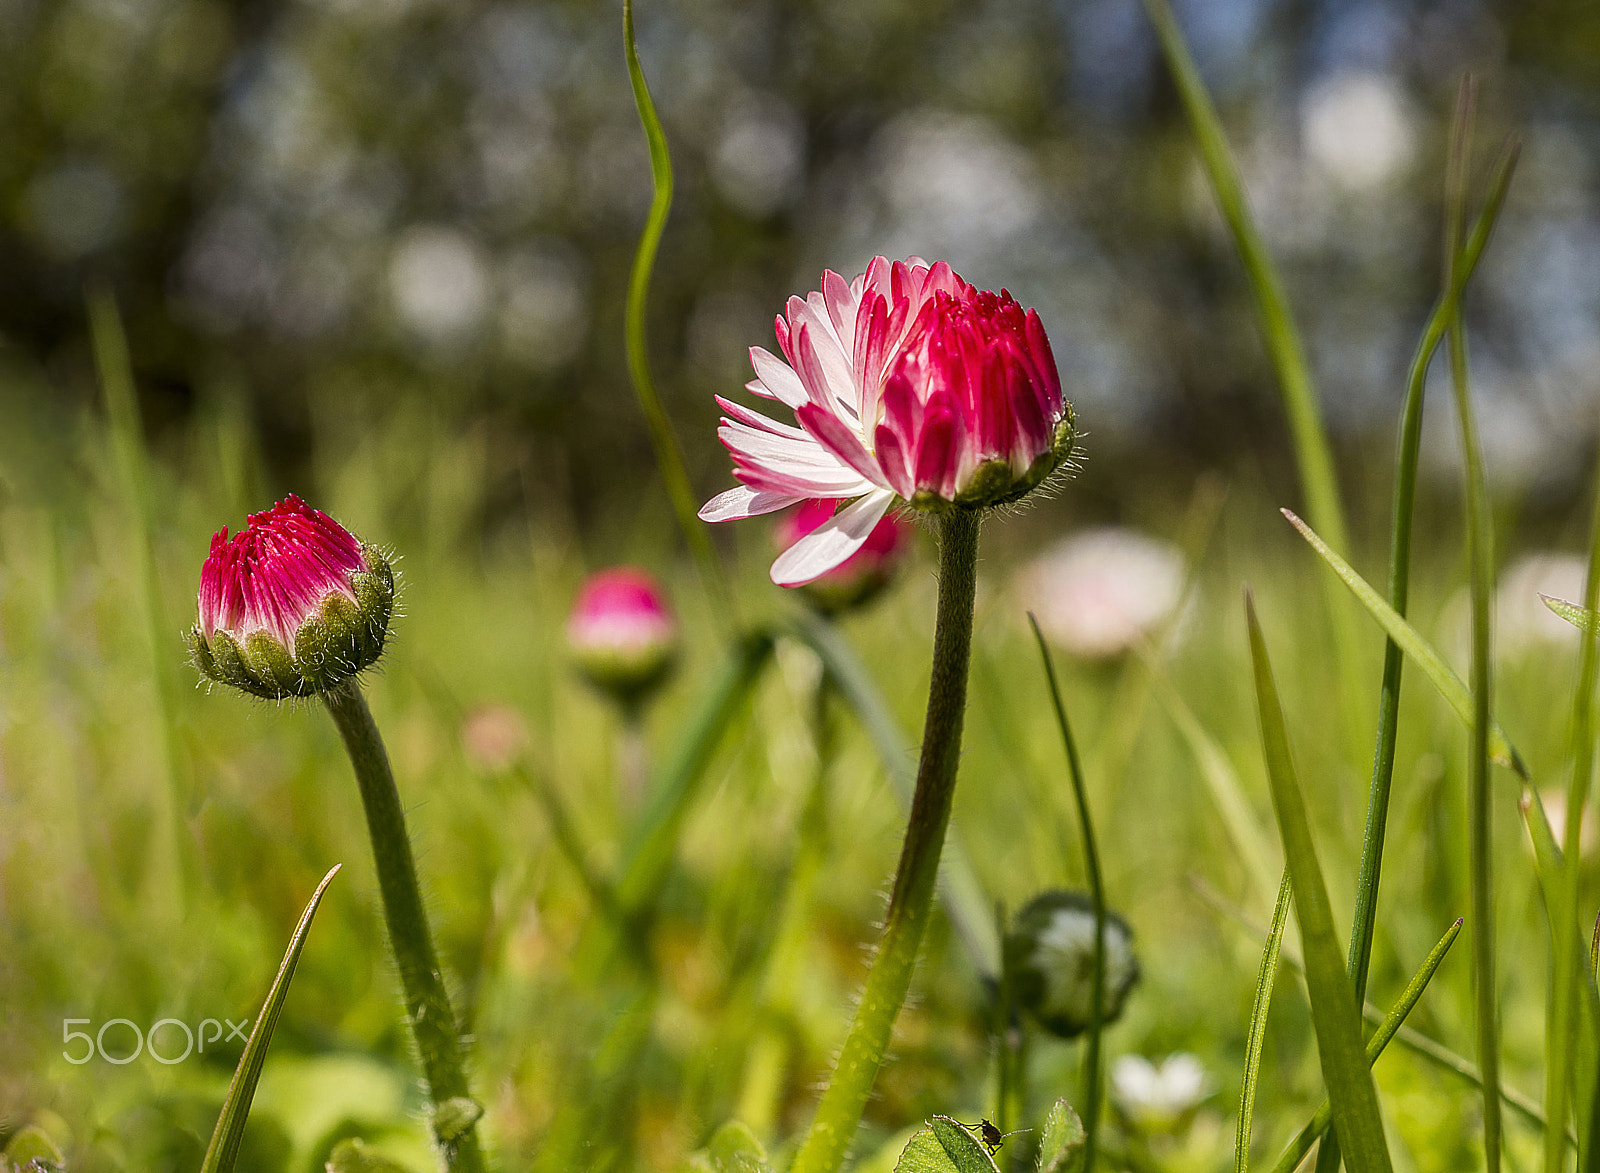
[749,347,808,409]
[698,485,802,522]
[769,488,894,586]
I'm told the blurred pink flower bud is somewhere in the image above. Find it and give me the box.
[774,499,912,615]
[188,494,395,698]
[566,567,679,707]
[699,256,1075,586]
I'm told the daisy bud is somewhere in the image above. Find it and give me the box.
[1017,528,1188,661]
[187,495,395,700]
[774,498,912,615]
[698,256,1076,587]
[566,567,679,707]
[1004,890,1140,1039]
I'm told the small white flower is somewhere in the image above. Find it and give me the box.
[1111,1052,1210,1133]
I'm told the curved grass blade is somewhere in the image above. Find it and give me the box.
[1442,84,1503,1172]
[622,0,733,619]
[788,611,998,973]
[1238,869,1293,1172]
[201,864,341,1173]
[1245,594,1393,1173]
[1281,509,1526,778]
[1543,595,1600,635]
[1343,120,1519,1055]
[1270,919,1463,1173]
[1029,614,1107,1173]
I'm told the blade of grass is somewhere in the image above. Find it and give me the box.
[1345,119,1520,1021]
[1193,875,1560,1137]
[1521,788,1600,1169]
[1281,509,1526,778]
[201,864,341,1173]
[622,0,733,621]
[1442,82,1502,1173]
[1245,593,1393,1173]
[1271,919,1465,1173]
[1137,0,1345,559]
[1323,94,1519,1173]
[1140,0,1369,756]
[88,285,185,916]
[789,611,999,975]
[1142,653,1280,905]
[1238,869,1293,1173]
[1028,613,1107,1173]
[1545,406,1600,1173]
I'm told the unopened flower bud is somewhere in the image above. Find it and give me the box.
[566,567,679,707]
[1004,890,1139,1039]
[187,495,395,700]
[775,499,912,615]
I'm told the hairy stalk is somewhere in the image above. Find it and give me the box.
[791,509,982,1173]
[322,682,485,1173]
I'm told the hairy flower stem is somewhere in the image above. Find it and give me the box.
[323,682,486,1173]
[792,509,982,1173]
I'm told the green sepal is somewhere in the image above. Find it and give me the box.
[911,403,1078,513]
[4,1125,66,1171]
[190,547,394,701]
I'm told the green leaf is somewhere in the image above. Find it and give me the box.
[3,1126,65,1170]
[1281,508,1527,778]
[621,0,731,617]
[1039,1101,1087,1173]
[1245,595,1393,1173]
[1238,870,1293,1172]
[705,1121,773,1173]
[893,1119,1001,1173]
[324,1139,417,1173]
[201,864,342,1173]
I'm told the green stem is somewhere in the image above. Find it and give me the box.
[791,509,982,1173]
[1029,615,1107,1173]
[322,682,485,1173]
[1444,85,1502,1173]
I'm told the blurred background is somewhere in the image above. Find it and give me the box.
[2,0,1599,537]
[5,0,1600,1170]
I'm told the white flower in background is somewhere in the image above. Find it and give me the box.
[1535,786,1600,860]
[389,224,491,343]
[1017,528,1186,659]
[1442,552,1588,665]
[1499,552,1588,650]
[1301,72,1415,192]
[1111,1052,1210,1133]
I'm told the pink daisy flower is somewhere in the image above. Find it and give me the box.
[699,256,1073,586]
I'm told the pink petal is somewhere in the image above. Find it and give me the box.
[796,403,890,489]
[769,489,895,586]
